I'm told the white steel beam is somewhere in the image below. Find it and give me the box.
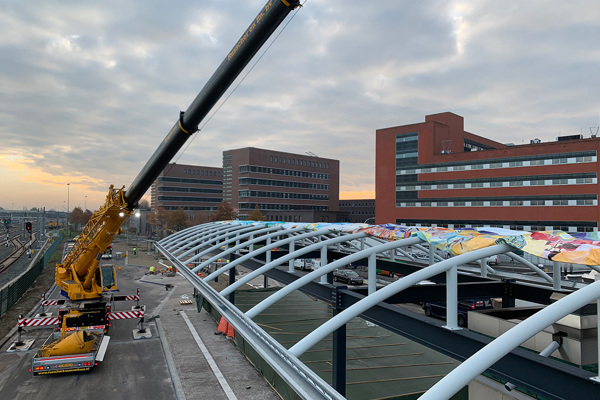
[288,243,512,357]
[419,278,600,400]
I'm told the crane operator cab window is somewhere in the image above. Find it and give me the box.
[99,265,117,292]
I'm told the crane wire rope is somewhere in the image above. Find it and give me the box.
[170,1,306,166]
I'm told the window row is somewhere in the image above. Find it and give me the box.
[270,155,331,169]
[340,202,375,207]
[160,205,219,212]
[239,190,329,201]
[397,176,596,191]
[158,177,222,185]
[239,178,329,190]
[239,165,329,180]
[397,153,596,174]
[158,186,222,194]
[182,168,222,177]
[157,196,223,203]
[395,199,597,208]
[396,219,597,233]
[238,203,329,211]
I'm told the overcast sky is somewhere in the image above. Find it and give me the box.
[1,0,599,212]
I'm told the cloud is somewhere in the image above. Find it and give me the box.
[1,0,599,210]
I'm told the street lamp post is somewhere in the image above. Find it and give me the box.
[135,211,141,246]
[67,183,70,238]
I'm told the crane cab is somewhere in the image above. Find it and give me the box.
[99,265,117,293]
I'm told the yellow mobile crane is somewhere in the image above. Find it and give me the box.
[31,0,301,375]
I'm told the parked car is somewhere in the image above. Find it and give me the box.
[333,269,364,285]
[487,255,499,265]
[422,298,494,327]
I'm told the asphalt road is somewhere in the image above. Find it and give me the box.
[0,240,279,400]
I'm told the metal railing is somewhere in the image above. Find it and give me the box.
[0,235,63,316]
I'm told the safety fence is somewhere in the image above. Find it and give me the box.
[0,234,64,317]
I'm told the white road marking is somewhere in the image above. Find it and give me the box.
[180,311,238,400]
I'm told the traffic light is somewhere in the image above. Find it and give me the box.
[25,222,32,232]
[3,219,8,226]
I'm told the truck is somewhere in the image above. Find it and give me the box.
[294,259,314,271]
[31,0,301,375]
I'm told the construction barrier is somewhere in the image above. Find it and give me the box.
[107,310,144,320]
[41,299,64,306]
[18,317,60,327]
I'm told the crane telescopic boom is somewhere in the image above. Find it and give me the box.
[56,0,301,301]
[125,0,301,208]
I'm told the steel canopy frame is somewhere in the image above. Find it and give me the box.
[421,278,600,400]
[191,226,313,274]
[156,222,600,400]
[244,236,424,319]
[175,225,278,261]
[220,231,371,296]
[287,244,509,356]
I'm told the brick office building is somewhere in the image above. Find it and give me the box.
[151,163,223,213]
[376,112,599,232]
[339,199,376,223]
[223,147,340,221]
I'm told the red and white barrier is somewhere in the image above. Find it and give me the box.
[41,299,62,306]
[108,310,144,320]
[18,317,60,327]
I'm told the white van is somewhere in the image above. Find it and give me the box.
[487,255,499,265]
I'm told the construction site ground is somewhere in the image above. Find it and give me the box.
[1,237,471,400]
[0,238,281,400]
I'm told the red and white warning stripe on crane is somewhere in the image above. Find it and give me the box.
[18,317,60,327]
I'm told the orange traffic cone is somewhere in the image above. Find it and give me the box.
[217,317,228,334]
[226,323,235,338]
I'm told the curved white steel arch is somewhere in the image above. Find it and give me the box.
[172,223,255,253]
[202,228,338,281]
[163,223,240,253]
[288,243,513,357]
[161,222,218,249]
[191,226,313,274]
[156,221,600,400]
[175,224,274,260]
[419,278,600,400]
[245,236,425,319]
[220,231,370,296]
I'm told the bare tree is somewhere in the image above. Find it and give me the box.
[169,208,189,231]
[211,201,237,222]
[248,205,266,221]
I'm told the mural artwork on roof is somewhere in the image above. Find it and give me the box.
[216,221,600,266]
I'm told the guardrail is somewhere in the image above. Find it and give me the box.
[0,234,63,316]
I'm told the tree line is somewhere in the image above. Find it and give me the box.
[148,201,265,236]
[68,200,265,237]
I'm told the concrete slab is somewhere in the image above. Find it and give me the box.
[7,339,35,352]
[133,328,153,339]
